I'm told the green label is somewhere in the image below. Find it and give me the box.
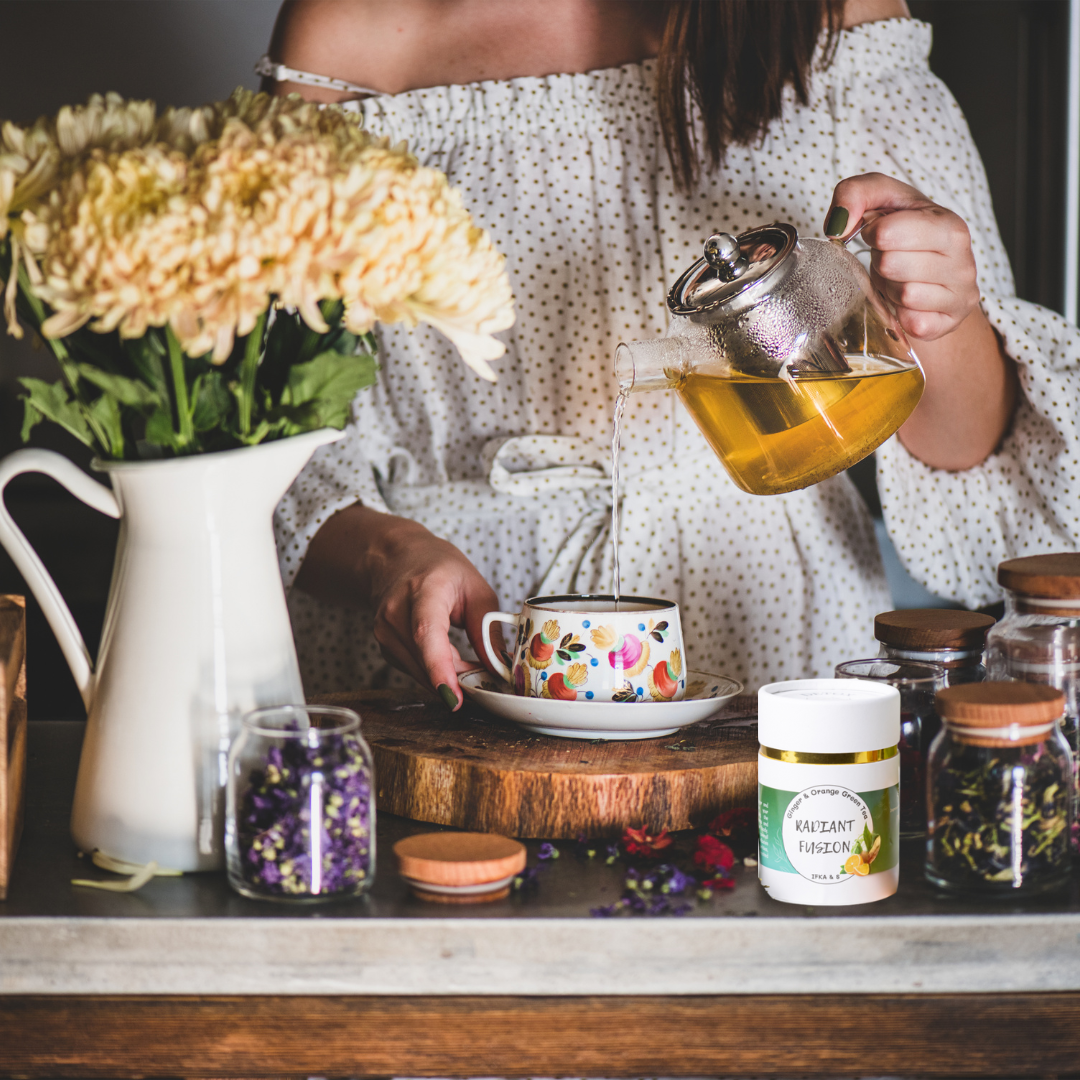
[759,783,898,884]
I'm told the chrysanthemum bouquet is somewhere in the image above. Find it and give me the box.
[0,90,513,458]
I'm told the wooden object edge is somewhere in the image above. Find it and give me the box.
[0,594,26,901]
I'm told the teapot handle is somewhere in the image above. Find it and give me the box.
[0,450,120,709]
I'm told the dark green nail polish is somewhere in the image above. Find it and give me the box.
[438,683,457,710]
[825,206,849,237]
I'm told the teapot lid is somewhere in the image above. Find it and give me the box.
[668,223,797,316]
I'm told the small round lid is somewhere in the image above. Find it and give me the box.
[936,682,1065,725]
[758,679,900,753]
[874,609,996,650]
[393,832,526,887]
[998,554,1080,598]
[668,224,797,315]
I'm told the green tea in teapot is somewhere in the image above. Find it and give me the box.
[674,354,924,496]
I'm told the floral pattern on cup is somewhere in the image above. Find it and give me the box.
[483,595,686,703]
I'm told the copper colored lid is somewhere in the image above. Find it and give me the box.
[393,832,526,887]
[936,682,1065,726]
[874,609,995,650]
[998,554,1080,598]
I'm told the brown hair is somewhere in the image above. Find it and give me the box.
[657,0,846,190]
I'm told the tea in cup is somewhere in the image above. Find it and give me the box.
[482,594,686,702]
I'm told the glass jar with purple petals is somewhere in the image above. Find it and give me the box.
[226,704,375,902]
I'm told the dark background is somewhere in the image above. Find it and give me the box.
[0,0,1071,718]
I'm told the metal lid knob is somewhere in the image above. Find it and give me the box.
[703,233,749,282]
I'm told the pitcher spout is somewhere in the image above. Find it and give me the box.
[614,337,689,394]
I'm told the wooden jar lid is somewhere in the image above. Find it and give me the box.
[874,609,995,650]
[998,554,1080,598]
[936,683,1064,746]
[393,832,526,888]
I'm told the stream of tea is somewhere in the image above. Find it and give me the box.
[610,388,629,607]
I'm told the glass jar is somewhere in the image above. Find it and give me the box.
[875,609,994,686]
[835,659,946,839]
[757,679,900,906]
[985,555,1080,803]
[226,704,375,902]
[925,682,1072,896]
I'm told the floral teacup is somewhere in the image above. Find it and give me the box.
[482,594,686,703]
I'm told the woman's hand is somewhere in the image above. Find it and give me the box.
[824,172,1017,471]
[295,504,500,710]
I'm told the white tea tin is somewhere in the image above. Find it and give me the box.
[757,679,901,906]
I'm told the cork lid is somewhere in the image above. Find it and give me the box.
[936,683,1065,746]
[874,609,995,650]
[393,832,526,887]
[998,554,1080,598]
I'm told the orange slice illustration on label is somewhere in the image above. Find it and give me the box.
[843,854,863,875]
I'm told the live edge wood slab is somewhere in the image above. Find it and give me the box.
[313,688,758,837]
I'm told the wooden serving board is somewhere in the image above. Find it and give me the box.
[313,689,758,839]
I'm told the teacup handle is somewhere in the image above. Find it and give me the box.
[481,611,520,684]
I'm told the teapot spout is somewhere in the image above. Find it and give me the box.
[613,337,688,394]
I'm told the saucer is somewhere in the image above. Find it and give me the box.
[458,668,743,740]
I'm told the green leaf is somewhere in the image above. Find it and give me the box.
[282,350,377,418]
[86,392,125,458]
[144,406,184,450]
[19,401,42,443]
[16,378,93,448]
[191,370,233,432]
[76,364,160,409]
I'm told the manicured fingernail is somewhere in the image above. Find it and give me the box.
[438,683,458,710]
[825,206,849,237]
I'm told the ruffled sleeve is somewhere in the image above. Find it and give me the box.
[823,19,1080,606]
[273,422,390,591]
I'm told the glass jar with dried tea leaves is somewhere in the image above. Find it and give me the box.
[876,609,994,687]
[986,555,1080,816]
[925,683,1072,896]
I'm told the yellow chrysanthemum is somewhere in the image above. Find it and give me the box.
[1,89,514,378]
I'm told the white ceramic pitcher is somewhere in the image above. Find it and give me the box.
[0,428,340,870]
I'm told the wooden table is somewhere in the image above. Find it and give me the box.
[4,719,1080,1078]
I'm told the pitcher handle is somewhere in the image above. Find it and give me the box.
[0,449,120,708]
[481,611,520,684]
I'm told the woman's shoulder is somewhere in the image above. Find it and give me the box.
[841,0,910,29]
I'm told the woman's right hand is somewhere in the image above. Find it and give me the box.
[294,503,500,710]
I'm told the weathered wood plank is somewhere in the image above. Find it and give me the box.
[0,992,1078,1077]
[0,594,26,900]
[313,690,758,838]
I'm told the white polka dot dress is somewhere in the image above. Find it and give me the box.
[274,19,1080,695]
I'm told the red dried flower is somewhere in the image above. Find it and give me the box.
[693,834,735,871]
[707,806,757,856]
[622,826,673,857]
[702,875,736,891]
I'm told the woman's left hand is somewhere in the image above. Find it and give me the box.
[824,172,1017,471]
[825,172,980,341]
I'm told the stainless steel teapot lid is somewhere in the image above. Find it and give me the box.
[668,223,797,316]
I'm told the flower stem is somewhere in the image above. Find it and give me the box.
[237,310,267,437]
[165,327,194,449]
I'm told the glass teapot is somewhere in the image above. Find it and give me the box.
[614,223,925,495]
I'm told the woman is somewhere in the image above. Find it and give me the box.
[265,0,1078,705]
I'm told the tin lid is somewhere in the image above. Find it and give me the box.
[874,609,996,650]
[393,832,526,887]
[758,679,900,753]
[998,554,1080,598]
[667,224,798,316]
